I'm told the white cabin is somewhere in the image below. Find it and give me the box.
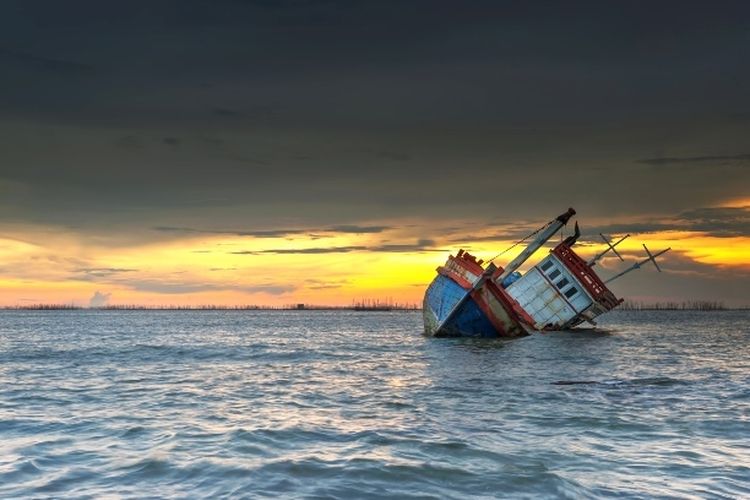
[505,254,594,329]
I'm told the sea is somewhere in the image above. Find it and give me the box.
[0,310,748,499]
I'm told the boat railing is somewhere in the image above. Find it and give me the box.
[552,244,621,310]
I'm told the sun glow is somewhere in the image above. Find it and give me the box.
[717,197,750,208]
[0,211,747,307]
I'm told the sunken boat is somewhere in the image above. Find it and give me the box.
[423,208,670,338]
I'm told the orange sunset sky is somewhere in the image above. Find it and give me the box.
[1,3,749,307]
[1,199,748,308]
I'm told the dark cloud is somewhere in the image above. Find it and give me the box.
[636,154,750,166]
[153,224,391,238]
[370,239,439,252]
[115,135,143,150]
[444,206,750,250]
[212,107,242,118]
[232,245,368,255]
[128,280,295,295]
[74,267,139,279]
[581,206,750,239]
[676,207,750,237]
[598,250,750,308]
[77,267,138,273]
[0,46,94,74]
[326,225,391,234]
[448,223,552,244]
[233,238,441,255]
[154,226,298,237]
[0,0,748,253]
[578,222,674,238]
[306,284,343,290]
[372,151,411,162]
[304,278,350,290]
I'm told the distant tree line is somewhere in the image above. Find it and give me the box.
[2,302,421,311]
[619,300,728,311]
[350,298,420,311]
[4,300,742,311]
[1,304,273,310]
[4,303,83,310]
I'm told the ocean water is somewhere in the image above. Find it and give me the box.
[0,310,748,499]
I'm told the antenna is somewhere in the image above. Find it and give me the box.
[588,233,630,266]
[604,245,671,284]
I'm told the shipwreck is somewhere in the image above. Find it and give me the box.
[423,208,670,337]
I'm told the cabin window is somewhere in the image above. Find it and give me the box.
[564,287,578,298]
[556,277,569,289]
[548,269,561,280]
[540,261,553,272]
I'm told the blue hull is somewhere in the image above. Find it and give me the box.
[422,274,498,337]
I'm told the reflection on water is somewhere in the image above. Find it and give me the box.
[0,310,748,498]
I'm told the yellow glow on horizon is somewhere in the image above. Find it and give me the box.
[0,220,746,306]
[583,230,750,268]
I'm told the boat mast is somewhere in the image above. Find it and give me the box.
[497,208,576,282]
[436,208,575,336]
[604,244,671,284]
[588,233,630,266]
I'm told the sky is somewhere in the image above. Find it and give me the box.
[0,1,749,307]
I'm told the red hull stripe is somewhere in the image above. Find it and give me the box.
[471,280,532,336]
[486,280,536,327]
[437,267,474,290]
[438,264,527,337]
[470,288,512,334]
[551,244,620,310]
[449,254,485,275]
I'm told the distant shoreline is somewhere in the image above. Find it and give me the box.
[618,300,738,311]
[0,305,422,311]
[2,299,422,311]
[1,305,748,311]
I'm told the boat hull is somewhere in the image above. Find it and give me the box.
[423,273,530,338]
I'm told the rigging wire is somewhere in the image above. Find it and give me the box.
[485,220,554,264]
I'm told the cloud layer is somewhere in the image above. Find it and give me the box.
[0,1,748,305]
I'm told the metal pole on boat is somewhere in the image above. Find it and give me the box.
[496,208,576,282]
[434,208,575,335]
[588,233,630,266]
[604,245,671,284]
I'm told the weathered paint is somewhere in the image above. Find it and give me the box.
[552,244,621,310]
[422,224,625,337]
[433,293,499,338]
[423,253,530,338]
[503,243,624,329]
[470,280,530,338]
[506,256,594,329]
[423,273,468,335]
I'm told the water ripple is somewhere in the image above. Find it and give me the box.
[0,310,748,498]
